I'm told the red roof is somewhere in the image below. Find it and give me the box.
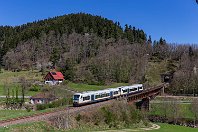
[49,71,64,80]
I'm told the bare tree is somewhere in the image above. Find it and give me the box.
[168,98,181,124]
[190,98,198,127]
[19,77,28,104]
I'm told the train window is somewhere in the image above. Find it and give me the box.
[114,91,118,95]
[73,95,80,100]
[95,95,101,99]
[130,88,137,92]
[122,89,128,93]
[139,87,143,90]
[101,93,110,97]
[101,94,106,97]
[83,96,90,101]
[129,89,133,92]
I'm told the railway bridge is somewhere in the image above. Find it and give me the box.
[127,83,168,110]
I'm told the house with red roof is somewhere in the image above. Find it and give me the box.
[44,71,64,85]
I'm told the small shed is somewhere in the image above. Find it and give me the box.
[30,93,57,104]
[44,71,64,85]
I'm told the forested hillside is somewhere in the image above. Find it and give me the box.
[1,13,198,95]
[0,13,148,84]
[0,13,146,63]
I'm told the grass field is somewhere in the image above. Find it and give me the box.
[0,70,43,96]
[150,102,194,119]
[0,121,59,132]
[0,108,59,121]
[67,82,129,92]
[0,70,129,96]
[1,122,198,132]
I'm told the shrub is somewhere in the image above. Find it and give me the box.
[101,107,116,127]
[36,104,48,110]
[73,100,149,129]
[29,85,41,92]
[49,98,67,108]
[36,98,72,110]
[26,106,31,112]
[62,80,70,85]
[75,114,82,122]
[48,103,54,108]
[41,87,50,92]
[48,100,150,130]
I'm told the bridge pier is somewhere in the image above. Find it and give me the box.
[136,97,150,111]
[160,86,165,95]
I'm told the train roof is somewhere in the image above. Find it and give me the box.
[132,84,143,87]
[106,87,119,91]
[73,84,143,96]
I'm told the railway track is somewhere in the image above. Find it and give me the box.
[0,100,113,127]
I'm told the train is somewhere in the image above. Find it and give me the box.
[73,84,143,106]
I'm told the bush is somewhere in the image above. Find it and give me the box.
[36,98,72,110]
[74,100,148,129]
[29,85,41,92]
[48,100,150,130]
[101,107,116,127]
[26,106,31,112]
[36,104,48,110]
[41,87,50,92]
[50,98,67,108]
[75,114,82,122]
[62,80,70,85]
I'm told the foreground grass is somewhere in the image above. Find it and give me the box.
[0,121,59,132]
[1,122,198,132]
[0,107,60,121]
[150,123,198,132]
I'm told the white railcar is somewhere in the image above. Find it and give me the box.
[73,91,94,106]
[94,89,111,101]
[73,84,143,106]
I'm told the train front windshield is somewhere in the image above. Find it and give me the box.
[73,95,80,100]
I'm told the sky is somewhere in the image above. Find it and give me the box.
[0,0,198,44]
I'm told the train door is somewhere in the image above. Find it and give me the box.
[119,88,122,95]
[110,91,113,98]
[91,95,95,101]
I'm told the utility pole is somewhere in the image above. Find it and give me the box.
[193,65,197,97]
[66,93,70,129]
[193,65,197,75]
